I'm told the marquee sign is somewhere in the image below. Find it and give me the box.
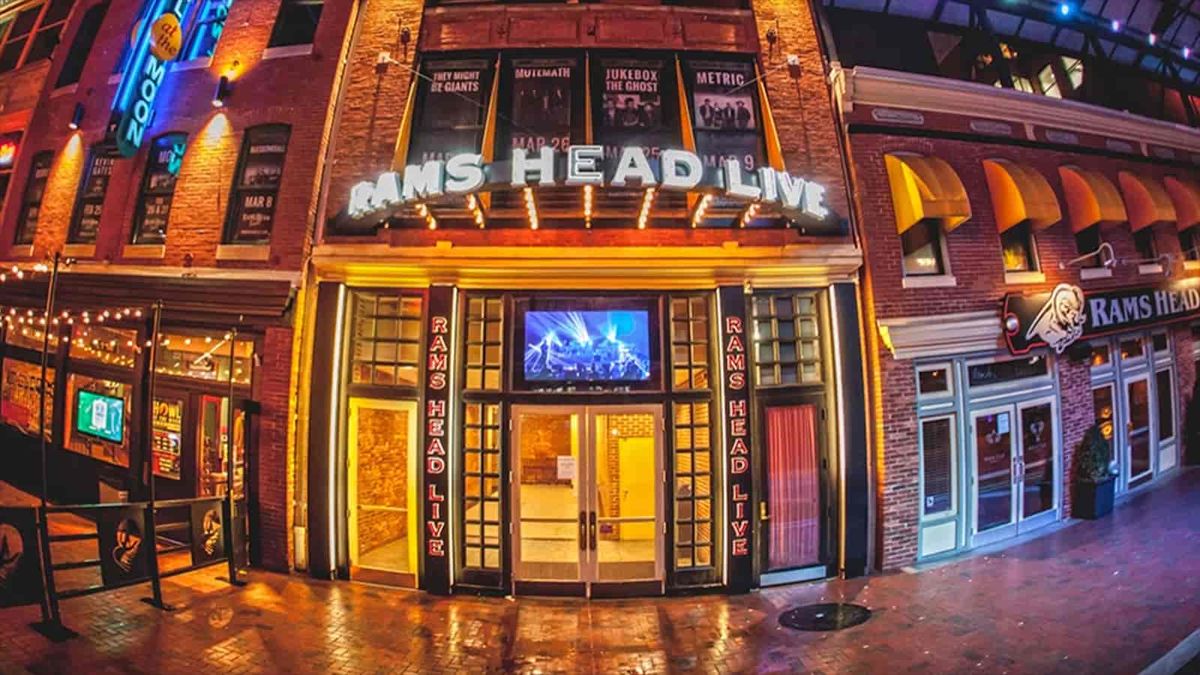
[1003,280,1200,355]
[718,285,753,593]
[346,146,829,223]
[111,0,193,157]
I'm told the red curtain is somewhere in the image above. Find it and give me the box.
[766,404,820,571]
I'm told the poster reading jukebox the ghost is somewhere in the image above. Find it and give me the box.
[505,57,580,155]
[407,58,495,165]
[591,57,679,173]
[681,58,766,176]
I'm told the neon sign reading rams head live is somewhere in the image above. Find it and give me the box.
[348,146,829,221]
[112,0,192,158]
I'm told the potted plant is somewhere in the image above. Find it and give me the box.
[1073,424,1116,520]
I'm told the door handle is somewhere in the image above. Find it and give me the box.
[579,510,587,551]
[589,511,597,551]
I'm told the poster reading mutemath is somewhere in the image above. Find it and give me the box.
[509,58,576,154]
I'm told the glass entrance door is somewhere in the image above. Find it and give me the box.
[512,405,663,596]
[761,402,826,581]
[1126,376,1153,487]
[971,399,1059,546]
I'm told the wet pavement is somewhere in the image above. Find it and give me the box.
[1,469,1199,674]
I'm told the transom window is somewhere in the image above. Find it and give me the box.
[669,295,710,391]
[463,296,503,392]
[349,292,423,387]
[751,292,822,386]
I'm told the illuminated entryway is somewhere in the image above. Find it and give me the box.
[511,405,664,597]
[347,398,419,587]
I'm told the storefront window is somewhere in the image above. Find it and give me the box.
[65,374,131,468]
[68,146,117,244]
[751,292,822,386]
[1089,343,1110,368]
[462,402,502,571]
[151,398,183,480]
[920,416,955,517]
[463,296,503,392]
[673,401,713,569]
[1,358,53,439]
[198,394,245,498]
[1156,369,1175,443]
[917,366,951,395]
[670,296,710,391]
[1000,223,1038,272]
[5,322,54,352]
[967,355,1048,387]
[70,326,137,369]
[1120,337,1145,361]
[350,292,422,387]
[155,331,253,385]
[901,222,947,276]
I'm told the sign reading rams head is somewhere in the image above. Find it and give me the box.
[111,0,193,158]
[347,146,829,222]
[1004,280,1200,355]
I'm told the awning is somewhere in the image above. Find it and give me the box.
[981,159,1061,232]
[884,153,971,235]
[1163,176,1200,231]
[1058,166,1126,233]
[1118,171,1176,232]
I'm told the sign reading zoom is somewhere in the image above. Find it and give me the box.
[1003,281,1200,355]
[111,0,193,157]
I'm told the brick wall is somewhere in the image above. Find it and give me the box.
[256,325,294,571]
[852,129,1200,569]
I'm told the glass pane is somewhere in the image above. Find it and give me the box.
[921,418,953,516]
[197,395,245,498]
[352,401,416,574]
[918,368,949,395]
[1093,386,1115,444]
[975,411,1013,532]
[1019,404,1054,519]
[1128,379,1152,481]
[594,412,658,581]
[901,222,944,276]
[516,411,580,580]
[1120,338,1144,360]
[1089,344,1110,368]
[1156,370,1174,442]
[765,405,821,571]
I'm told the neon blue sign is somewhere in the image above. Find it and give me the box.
[111,0,193,157]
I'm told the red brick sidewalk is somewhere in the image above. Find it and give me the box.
[2,469,1198,674]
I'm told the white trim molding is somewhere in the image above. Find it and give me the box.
[877,310,1003,360]
[901,274,957,289]
[838,65,1200,157]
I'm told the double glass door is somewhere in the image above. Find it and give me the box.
[512,405,663,596]
[970,399,1057,546]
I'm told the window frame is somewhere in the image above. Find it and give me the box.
[265,0,323,49]
[1179,225,1199,261]
[0,0,74,75]
[132,131,188,245]
[999,222,1040,273]
[919,413,958,521]
[180,0,231,63]
[1155,367,1176,445]
[900,220,949,277]
[916,363,954,399]
[53,1,108,89]
[13,150,52,245]
[67,143,117,245]
[1133,227,1158,261]
[222,124,290,245]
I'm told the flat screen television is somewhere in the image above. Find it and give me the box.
[75,390,125,444]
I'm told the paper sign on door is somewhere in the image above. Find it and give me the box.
[556,456,576,480]
[997,413,1010,435]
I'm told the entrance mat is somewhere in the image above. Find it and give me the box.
[778,603,871,632]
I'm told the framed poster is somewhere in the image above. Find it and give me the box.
[133,132,188,244]
[225,125,290,244]
[407,57,495,165]
[152,397,183,480]
[189,498,225,566]
[97,506,150,586]
[68,146,118,244]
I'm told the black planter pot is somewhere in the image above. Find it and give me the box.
[1074,476,1116,520]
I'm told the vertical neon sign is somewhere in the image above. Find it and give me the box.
[111,0,193,157]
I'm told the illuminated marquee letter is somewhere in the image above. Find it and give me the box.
[757,167,779,204]
[566,145,604,186]
[610,147,657,188]
[802,181,828,219]
[403,160,445,201]
[722,159,761,201]
[511,146,556,187]
[348,181,377,218]
[371,171,403,210]
[445,153,485,194]
[660,149,703,191]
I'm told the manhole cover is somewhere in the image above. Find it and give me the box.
[778,603,871,632]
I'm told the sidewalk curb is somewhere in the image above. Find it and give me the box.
[1141,626,1200,675]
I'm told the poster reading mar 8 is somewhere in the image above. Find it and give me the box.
[507,58,578,155]
[682,58,766,175]
[0,507,43,608]
[592,58,679,172]
[97,506,150,586]
[407,58,494,165]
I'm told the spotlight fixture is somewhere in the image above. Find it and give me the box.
[1111,19,1121,32]
[1058,3,1071,17]
[68,103,84,130]
[1149,33,1158,46]
[212,75,232,108]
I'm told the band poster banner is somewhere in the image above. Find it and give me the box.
[1004,281,1200,355]
[0,507,43,608]
[592,57,679,172]
[506,57,578,155]
[190,499,225,566]
[408,58,495,165]
[97,506,150,586]
[681,58,766,177]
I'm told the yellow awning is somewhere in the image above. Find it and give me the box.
[1163,176,1200,231]
[982,159,1061,232]
[1058,166,1127,233]
[1118,171,1176,232]
[884,153,971,235]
